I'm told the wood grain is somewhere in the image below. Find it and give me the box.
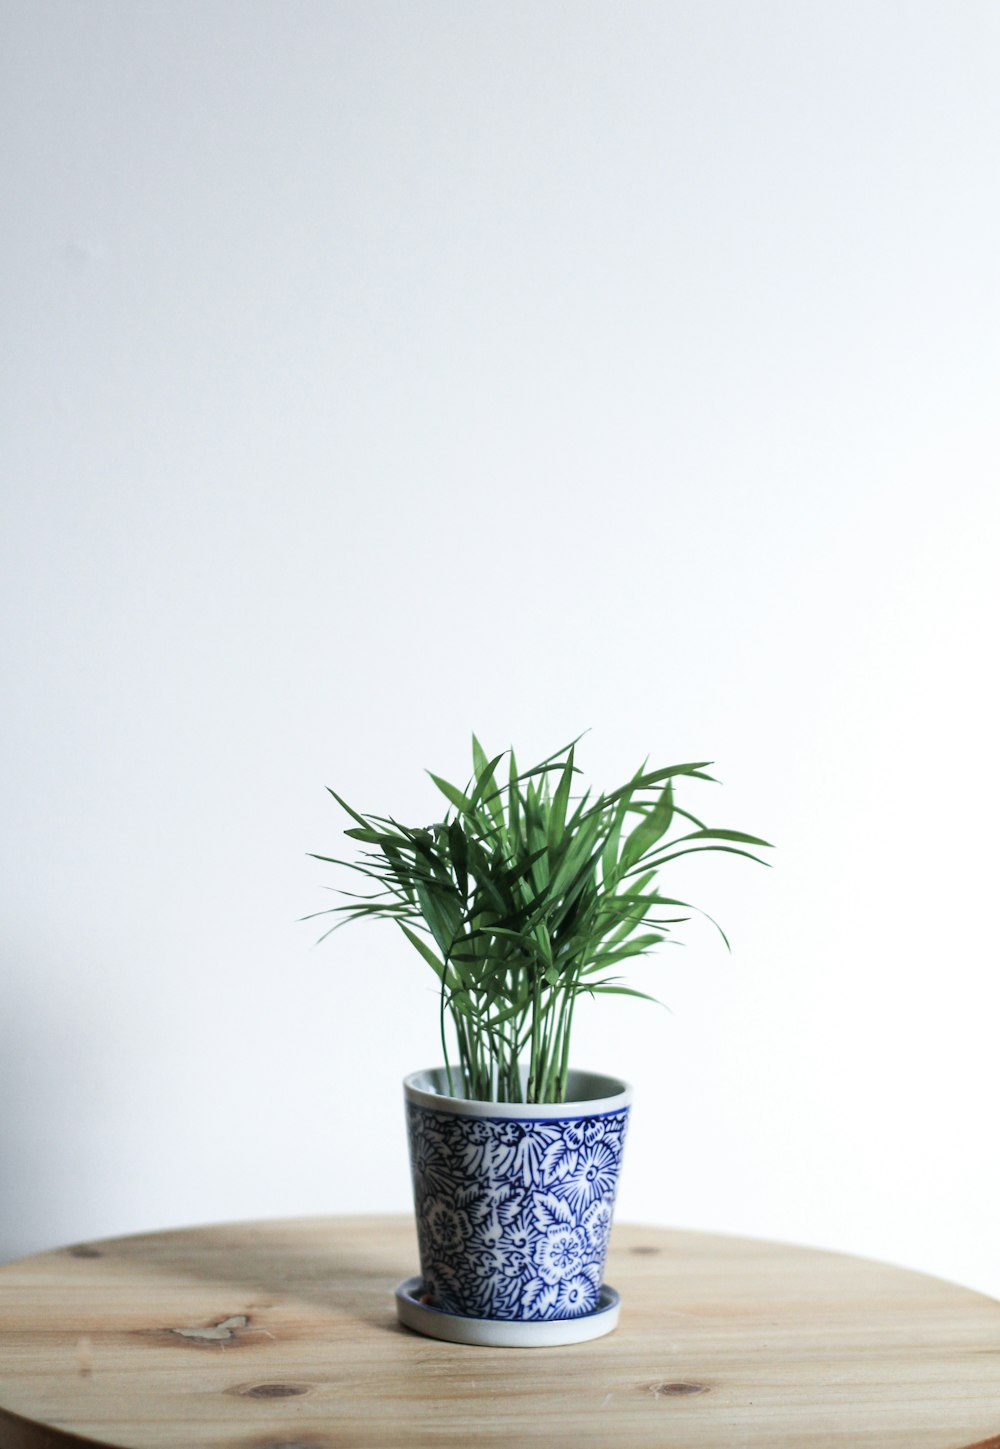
[1,1216,998,1449]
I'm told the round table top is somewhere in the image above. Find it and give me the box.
[1,1215,998,1449]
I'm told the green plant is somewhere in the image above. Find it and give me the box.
[309,734,771,1104]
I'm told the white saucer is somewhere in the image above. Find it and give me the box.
[394,1277,621,1347]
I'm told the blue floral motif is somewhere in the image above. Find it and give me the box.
[406,1101,629,1321]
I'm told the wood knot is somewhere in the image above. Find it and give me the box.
[229,1382,312,1399]
[629,1245,660,1255]
[243,1439,336,1449]
[68,1244,102,1259]
[170,1314,251,1346]
[650,1381,707,1398]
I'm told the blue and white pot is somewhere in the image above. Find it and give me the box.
[402,1068,631,1338]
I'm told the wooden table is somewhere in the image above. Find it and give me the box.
[1,1216,999,1448]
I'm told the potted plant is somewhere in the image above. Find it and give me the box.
[310,734,770,1346]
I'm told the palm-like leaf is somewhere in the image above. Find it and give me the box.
[311,735,772,1103]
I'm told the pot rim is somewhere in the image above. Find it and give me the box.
[403,1066,632,1119]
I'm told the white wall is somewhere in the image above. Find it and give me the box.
[2,1,998,1298]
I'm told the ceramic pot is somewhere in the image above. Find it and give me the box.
[403,1067,631,1328]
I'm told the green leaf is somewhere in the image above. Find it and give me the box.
[587,983,668,1007]
[507,748,521,847]
[326,787,371,830]
[517,731,590,782]
[414,882,461,958]
[668,827,774,848]
[427,771,475,816]
[312,734,769,1102]
[600,790,630,888]
[670,804,709,831]
[460,925,549,961]
[586,933,668,969]
[448,817,469,898]
[470,751,507,825]
[548,745,575,850]
[398,923,449,981]
[628,843,773,873]
[343,826,404,846]
[499,845,548,891]
[590,762,716,816]
[621,780,675,871]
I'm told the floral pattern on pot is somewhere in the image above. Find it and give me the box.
[406,1101,629,1321]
